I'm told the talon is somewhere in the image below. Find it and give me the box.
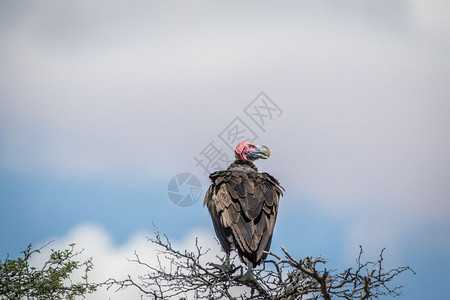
[241,269,255,282]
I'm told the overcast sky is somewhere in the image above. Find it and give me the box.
[1,1,449,299]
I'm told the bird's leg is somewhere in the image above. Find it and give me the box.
[224,252,231,269]
[224,252,230,264]
[242,263,255,282]
[222,252,233,273]
[241,263,269,297]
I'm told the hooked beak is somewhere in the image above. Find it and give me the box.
[256,145,270,159]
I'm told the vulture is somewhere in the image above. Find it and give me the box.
[204,141,283,270]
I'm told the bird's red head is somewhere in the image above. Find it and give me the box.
[234,141,271,161]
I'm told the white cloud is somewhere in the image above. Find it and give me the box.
[30,224,223,299]
[2,0,450,263]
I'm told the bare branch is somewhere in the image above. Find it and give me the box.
[104,230,414,299]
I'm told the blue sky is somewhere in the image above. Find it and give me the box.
[1,1,449,299]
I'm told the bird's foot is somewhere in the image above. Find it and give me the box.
[241,269,256,283]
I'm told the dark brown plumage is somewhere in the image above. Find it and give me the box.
[204,150,283,268]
